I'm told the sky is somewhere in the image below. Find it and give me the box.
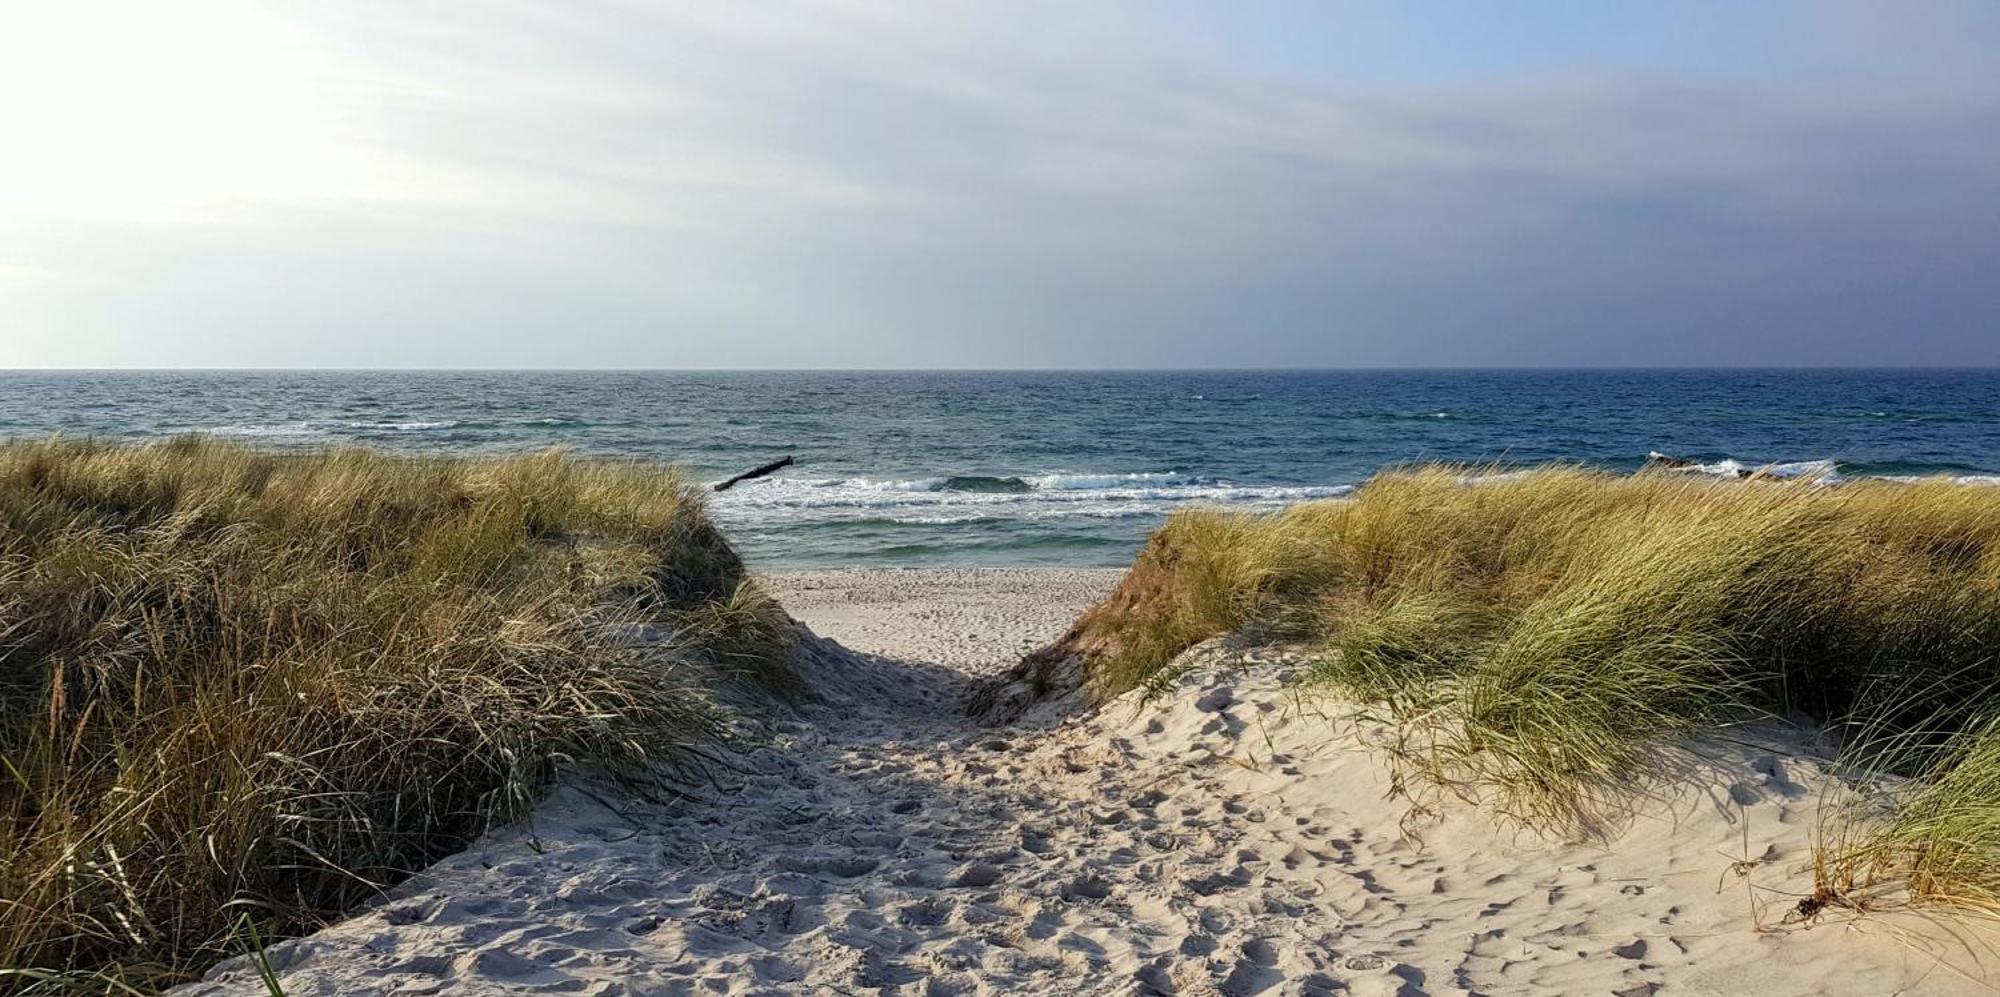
[3,1,1998,369]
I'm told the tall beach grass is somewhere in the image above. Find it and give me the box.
[0,438,792,989]
[1043,465,2000,899]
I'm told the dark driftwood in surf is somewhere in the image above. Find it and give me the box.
[713,456,796,492]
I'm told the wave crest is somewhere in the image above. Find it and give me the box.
[711,469,1355,525]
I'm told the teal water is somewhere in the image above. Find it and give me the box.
[2,370,1996,566]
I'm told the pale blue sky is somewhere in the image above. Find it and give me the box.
[2,1,1997,368]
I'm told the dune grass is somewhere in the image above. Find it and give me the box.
[1050,465,2000,895]
[1810,713,2000,916]
[0,437,793,990]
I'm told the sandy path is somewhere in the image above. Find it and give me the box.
[180,569,1998,996]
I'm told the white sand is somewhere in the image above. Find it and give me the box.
[178,569,2000,996]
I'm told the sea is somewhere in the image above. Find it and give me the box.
[1,369,1996,567]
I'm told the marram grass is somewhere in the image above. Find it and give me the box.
[0,437,793,990]
[1061,465,2000,902]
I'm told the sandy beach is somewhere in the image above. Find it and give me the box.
[174,568,2000,996]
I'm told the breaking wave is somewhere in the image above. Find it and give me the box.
[1647,454,2000,486]
[709,470,1355,526]
[200,419,462,438]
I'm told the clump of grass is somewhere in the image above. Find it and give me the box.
[1048,465,2000,863]
[1811,696,2000,919]
[0,437,793,989]
[668,580,805,699]
[1053,506,1346,701]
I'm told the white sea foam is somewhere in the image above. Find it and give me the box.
[709,471,1353,525]
[1647,453,1843,483]
[1703,458,1839,482]
[1026,471,1197,490]
[338,420,458,432]
[1879,474,2000,486]
[203,422,326,438]
[199,419,458,436]
[825,476,953,493]
[1645,457,2000,487]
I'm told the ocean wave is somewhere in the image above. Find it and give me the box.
[813,476,951,493]
[710,470,1354,523]
[756,472,1205,495]
[203,422,326,438]
[1026,471,1198,490]
[1646,455,2000,486]
[1877,474,2000,486]
[1647,453,1841,482]
[197,419,460,437]
[1703,458,1840,482]
[860,512,1005,526]
[1361,410,1455,422]
[341,420,460,432]
[941,475,1033,494]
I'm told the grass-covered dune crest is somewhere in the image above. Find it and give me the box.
[998,465,2000,908]
[0,437,796,990]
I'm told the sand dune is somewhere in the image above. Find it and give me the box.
[177,570,2000,996]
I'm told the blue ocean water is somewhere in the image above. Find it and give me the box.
[1,370,1996,567]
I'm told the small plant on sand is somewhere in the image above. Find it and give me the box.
[0,438,793,990]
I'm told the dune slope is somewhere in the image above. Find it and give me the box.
[177,569,1997,996]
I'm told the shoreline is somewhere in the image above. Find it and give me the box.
[760,568,1125,673]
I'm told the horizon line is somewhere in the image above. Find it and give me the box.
[5,364,2000,375]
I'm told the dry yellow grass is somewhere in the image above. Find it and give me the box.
[0,437,793,990]
[1052,466,2000,898]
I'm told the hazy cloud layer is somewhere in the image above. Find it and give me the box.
[3,1,1998,367]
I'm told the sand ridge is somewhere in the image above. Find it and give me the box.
[176,569,1999,996]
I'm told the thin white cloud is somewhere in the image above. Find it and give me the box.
[2,1,1997,367]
